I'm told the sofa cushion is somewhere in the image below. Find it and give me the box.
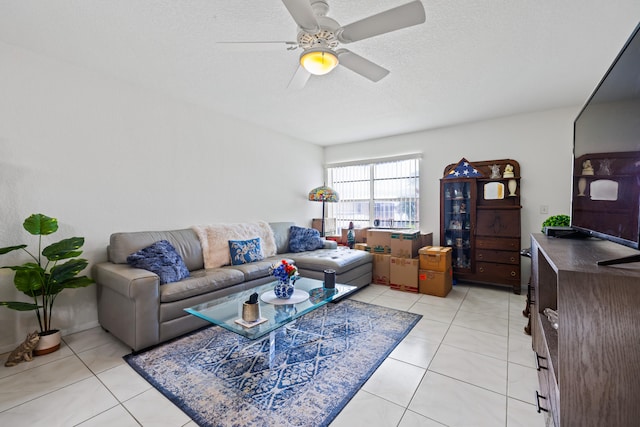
[288,226,324,252]
[226,256,288,282]
[228,237,264,265]
[159,268,245,303]
[269,222,295,254]
[126,240,190,285]
[192,221,277,269]
[285,248,373,275]
[109,229,204,271]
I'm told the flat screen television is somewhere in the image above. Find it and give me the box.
[571,22,640,265]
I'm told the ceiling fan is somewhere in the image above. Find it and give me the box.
[221,0,426,89]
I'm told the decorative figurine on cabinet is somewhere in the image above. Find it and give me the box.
[597,159,613,176]
[490,164,501,179]
[582,159,594,175]
[503,164,515,178]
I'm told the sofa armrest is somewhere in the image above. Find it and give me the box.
[93,262,161,350]
[323,240,338,249]
[93,262,160,299]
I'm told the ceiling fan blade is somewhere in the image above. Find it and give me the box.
[281,0,320,33]
[287,65,311,90]
[336,49,389,82]
[337,0,426,43]
[216,41,298,52]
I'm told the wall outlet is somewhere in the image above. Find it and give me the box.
[540,205,549,215]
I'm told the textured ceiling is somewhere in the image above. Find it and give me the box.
[1,1,639,145]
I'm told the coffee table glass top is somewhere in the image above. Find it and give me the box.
[184,277,357,340]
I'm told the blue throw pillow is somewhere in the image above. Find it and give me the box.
[228,237,264,265]
[126,240,190,285]
[288,226,324,253]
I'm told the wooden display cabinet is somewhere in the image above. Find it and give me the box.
[531,233,640,426]
[440,159,522,293]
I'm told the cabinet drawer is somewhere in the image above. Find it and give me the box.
[476,262,521,282]
[476,237,520,251]
[476,249,519,264]
[533,318,559,425]
[476,209,520,237]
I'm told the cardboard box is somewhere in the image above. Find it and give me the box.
[366,229,393,248]
[390,283,419,293]
[421,232,434,248]
[418,268,452,297]
[370,245,391,254]
[354,243,368,251]
[390,230,421,258]
[390,256,419,292]
[372,254,392,285]
[419,246,453,272]
[312,218,336,236]
[341,227,369,244]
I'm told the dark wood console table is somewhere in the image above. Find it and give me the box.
[531,233,640,426]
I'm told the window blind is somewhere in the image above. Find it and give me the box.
[326,156,420,233]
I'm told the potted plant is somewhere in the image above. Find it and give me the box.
[0,213,94,355]
[541,214,571,232]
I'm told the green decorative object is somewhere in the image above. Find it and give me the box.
[0,213,95,334]
[347,221,355,249]
[541,214,571,232]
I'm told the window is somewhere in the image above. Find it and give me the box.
[327,156,420,232]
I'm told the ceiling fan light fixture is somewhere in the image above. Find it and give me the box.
[300,48,339,75]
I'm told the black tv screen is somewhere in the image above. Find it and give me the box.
[572,22,640,251]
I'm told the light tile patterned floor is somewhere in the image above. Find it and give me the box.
[0,283,546,427]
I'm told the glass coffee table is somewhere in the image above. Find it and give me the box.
[184,277,357,340]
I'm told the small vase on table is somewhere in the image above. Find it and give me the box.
[274,278,296,299]
[270,259,299,299]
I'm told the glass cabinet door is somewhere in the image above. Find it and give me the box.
[442,181,472,271]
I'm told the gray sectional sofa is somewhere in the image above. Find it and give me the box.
[93,222,372,351]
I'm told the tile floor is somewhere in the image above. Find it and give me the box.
[0,283,546,427]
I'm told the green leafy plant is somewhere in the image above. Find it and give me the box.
[0,214,94,333]
[541,214,571,232]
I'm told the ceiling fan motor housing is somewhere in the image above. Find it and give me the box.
[282,0,426,86]
[298,28,339,51]
[297,1,340,51]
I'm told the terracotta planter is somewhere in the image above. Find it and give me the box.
[34,330,61,356]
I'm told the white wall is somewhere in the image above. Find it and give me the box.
[0,39,581,351]
[0,42,323,352]
[325,108,579,284]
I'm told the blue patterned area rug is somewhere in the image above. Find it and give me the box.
[124,299,421,427]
